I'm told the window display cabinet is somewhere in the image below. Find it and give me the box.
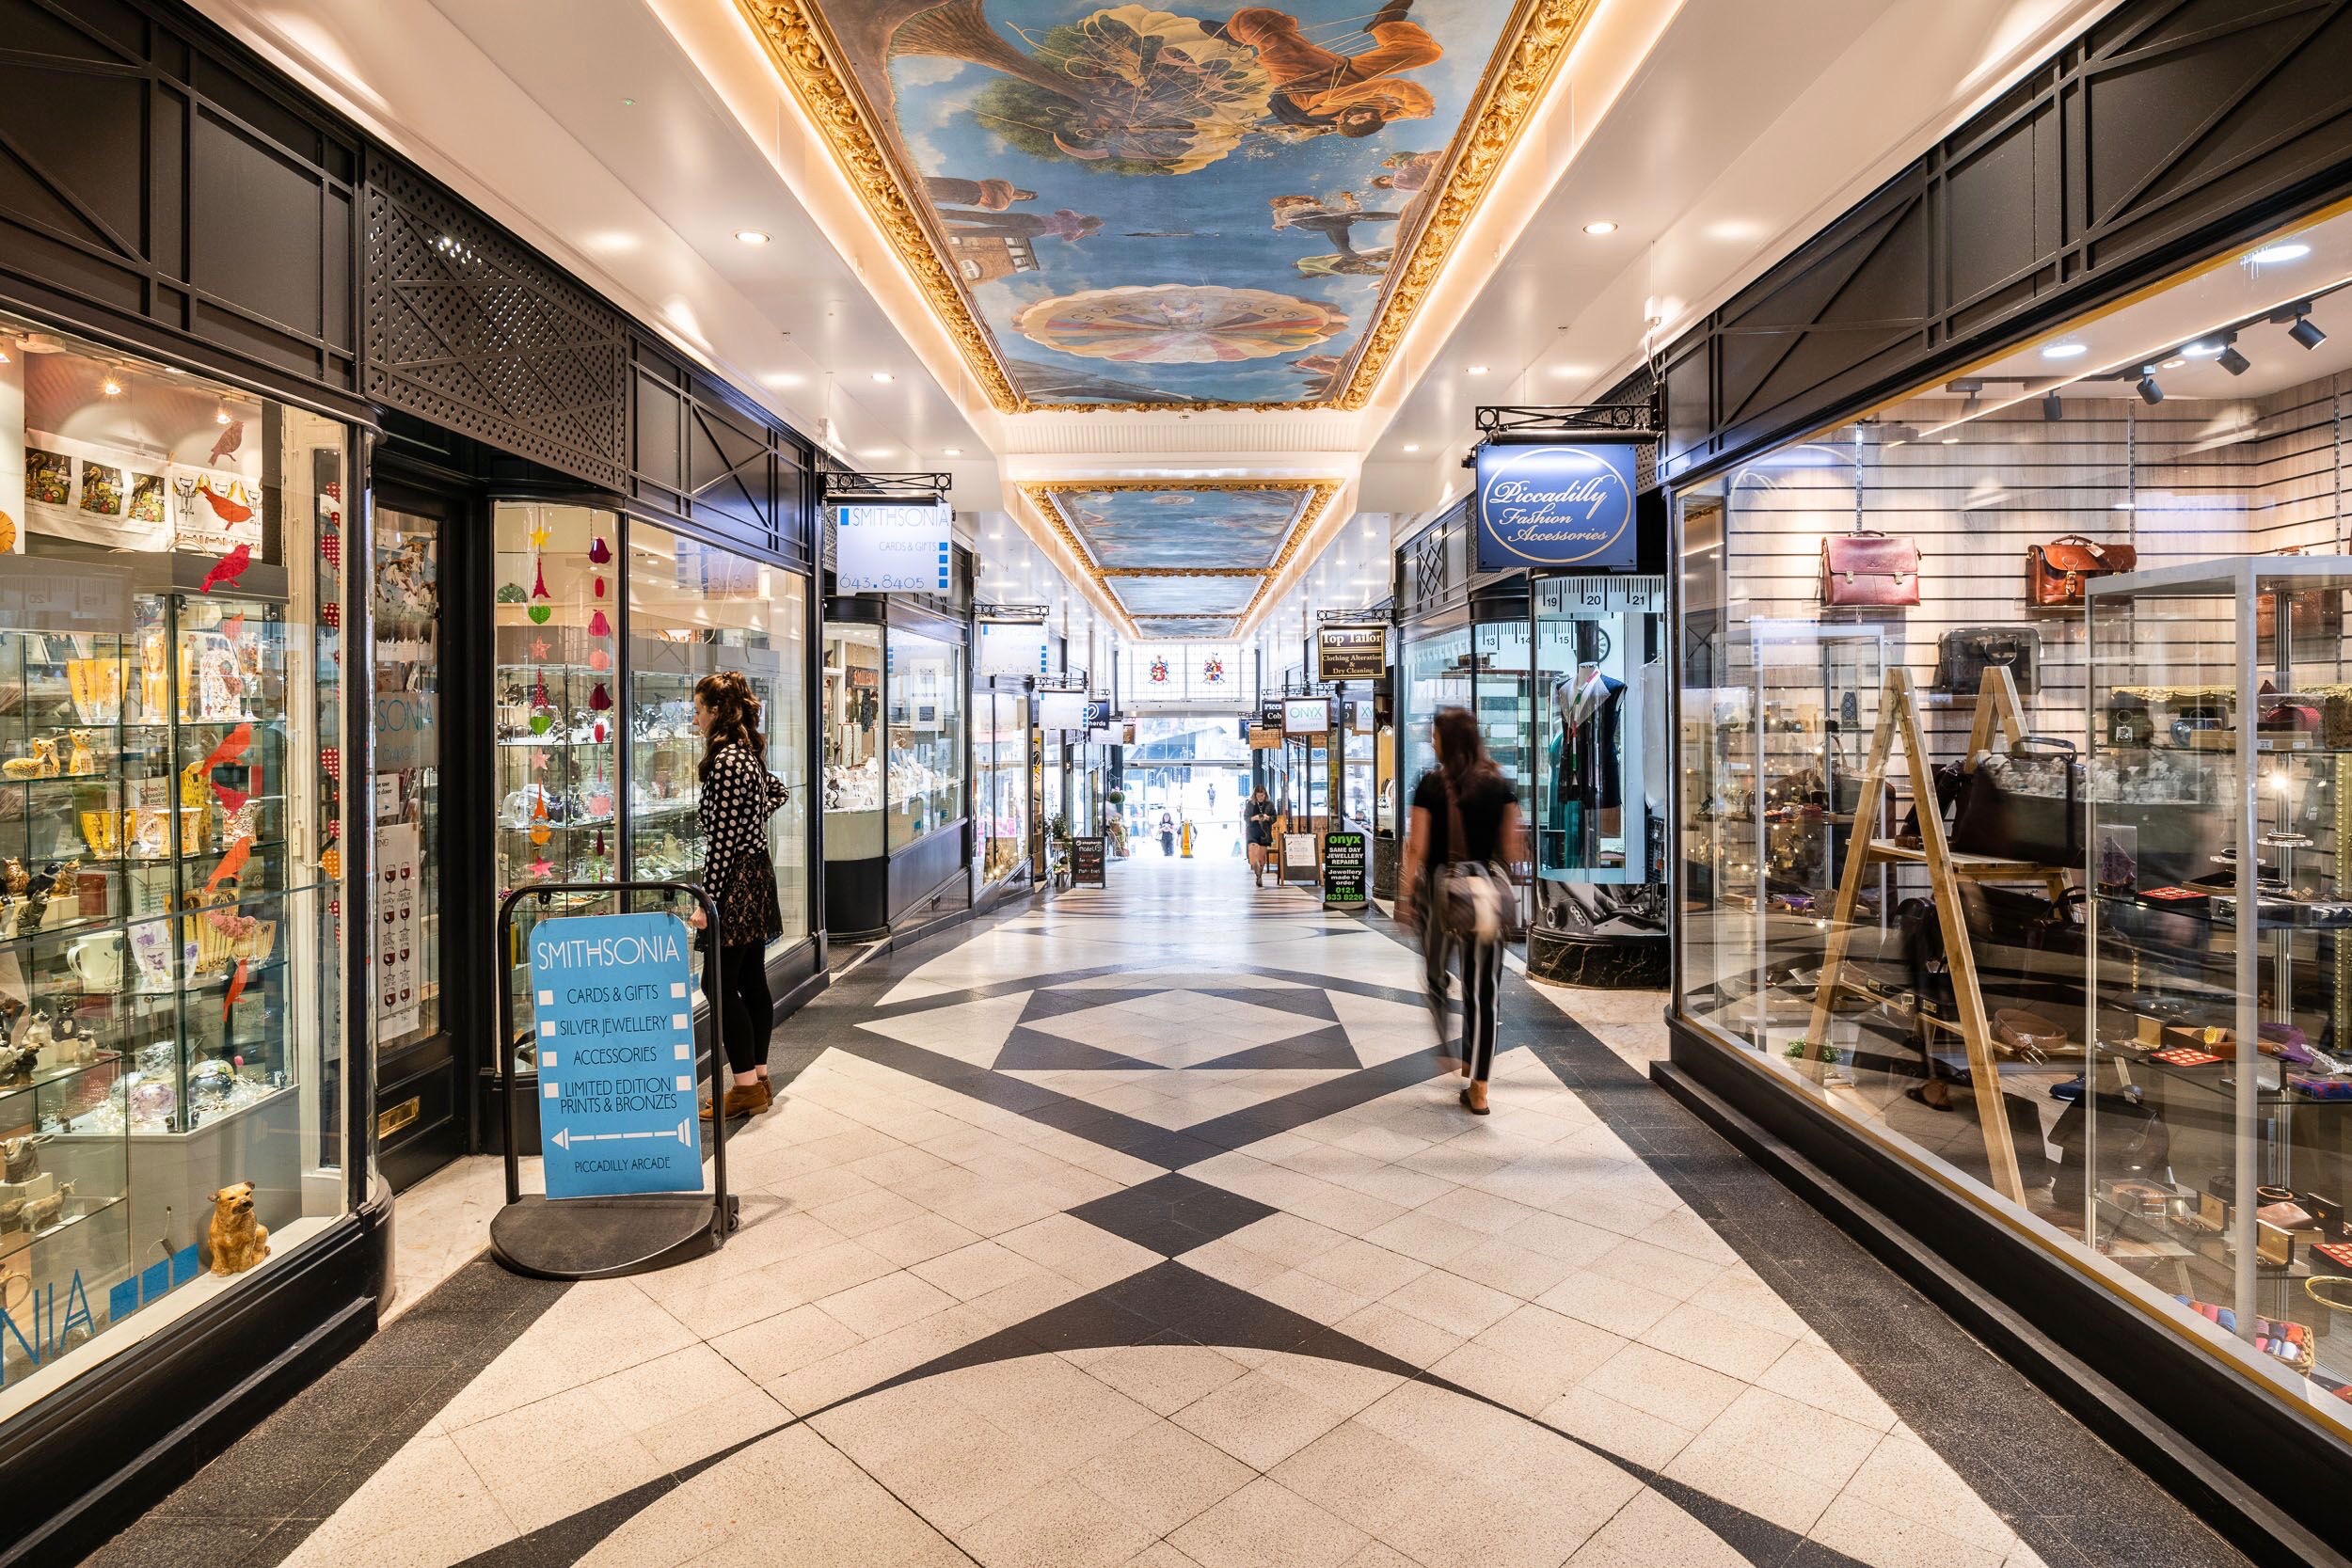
[2084,557,2352,1396]
[0,313,351,1414]
[822,599,969,938]
[976,688,1031,894]
[1528,574,1672,986]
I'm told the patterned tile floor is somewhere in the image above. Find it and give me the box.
[83,854,2250,1568]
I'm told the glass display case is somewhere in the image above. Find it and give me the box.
[492,503,620,1034]
[977,689,1029,886]
[2085,557,2352,1387]
[627,526,810,950]
[887,628,963,848]
[0,310,349,1403]
[822,623,883,859]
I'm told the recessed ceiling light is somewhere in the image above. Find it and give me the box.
[1403,443,1421,452]
[1466,365,1488,376]
[761,371,805,388]
[100,377,122,397]
[1581,220,1618,235]
[735,230,771,245]
[215,408,231,425]
[871,372,895,383]
[1940,436,1960,445]
[2248,242,2311,265]
[2041,341,2088,360]
[859,448,891,458]
[943,447,963,456]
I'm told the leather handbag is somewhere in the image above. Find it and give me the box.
[1948,737,2082,867]
[1932,626,2040,696]
[1820,531,1920,607]
[2026,535,2137,606]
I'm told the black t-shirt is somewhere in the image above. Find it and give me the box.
[1245,799,1277,843]
[1412,768,1515,865]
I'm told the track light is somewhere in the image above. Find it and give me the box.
[2291,311,2328,350]
[2217,337,2251,376]
[2041,391,2065,421]
[2137,368,2164,404]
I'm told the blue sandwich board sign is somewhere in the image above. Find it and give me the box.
[528,911,705,1198]
[1475,442,1641,573]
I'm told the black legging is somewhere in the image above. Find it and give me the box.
[707,944,772,1076]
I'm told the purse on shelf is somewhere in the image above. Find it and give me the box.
[1948,736,2083,867]
[1820,531,1920,608]
[1932,626,2040,696]
[2026,534,2137,606]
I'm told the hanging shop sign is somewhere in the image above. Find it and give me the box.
[1071,836,1107,887]
[977,619,1050,677]
[527,911,706,1199]
[1038,690,1088,731]
[1282,696,1333,735]
[834,500,952,594]
[1322,831,1368,909]
[1474,442,1640,572]
[1082,699,1114,729]
[1315,625,1386,682]
[1260,697,1284,728]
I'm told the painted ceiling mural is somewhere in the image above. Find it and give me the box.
[745,0,1581,409]
[1058,484,1305,570]
[1023,479,1338,637]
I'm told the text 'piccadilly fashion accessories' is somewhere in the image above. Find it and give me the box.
[1819,531,1921,608]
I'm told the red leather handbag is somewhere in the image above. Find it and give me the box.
[1820,531,1921,608]
[2026,535,2136,606]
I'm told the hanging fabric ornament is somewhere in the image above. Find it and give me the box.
[586,764,612,817]
[594,577,607,599]
[588,536,612,565]
[321,602,341,630]
[589,647,612,673]
[532,561,549,598]
[528,559,553,625]
[529,856,554,879]
[321,846,342,880]
[533,673,549,709]
[588,683,612,712]
[530,821,550,847]
[528,520,551,550]
[529,713,552,736]
[594,721,607,743]
[320,745,341,782]
[588,609,612,639]
[595,828,607,858]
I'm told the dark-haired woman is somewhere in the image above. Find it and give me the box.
[1397,706,1523,1115]
[688,671,790,1119]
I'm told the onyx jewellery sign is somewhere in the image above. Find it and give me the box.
[1315,626,1386,682]
[1474,442,1640,572]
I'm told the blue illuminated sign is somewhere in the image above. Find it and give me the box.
[529,912,705,1198]
[1475,443,1640,572]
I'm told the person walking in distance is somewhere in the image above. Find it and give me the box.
[1159,809,1177,856]
[1397,706,1523,1115]
[686,672,790,1119]
[1246,784,1278,886]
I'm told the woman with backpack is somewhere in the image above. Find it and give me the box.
[1397,706,1524,1115]
[686,671,791,1119]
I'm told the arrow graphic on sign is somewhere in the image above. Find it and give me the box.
[548,1121,695,1150]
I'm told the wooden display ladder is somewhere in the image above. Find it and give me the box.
[1803,666,2075,1203]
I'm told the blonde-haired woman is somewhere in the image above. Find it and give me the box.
[688,671,789,1118]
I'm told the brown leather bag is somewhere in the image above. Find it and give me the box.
[1820,532,1921,607]
[2026,535,2136,606]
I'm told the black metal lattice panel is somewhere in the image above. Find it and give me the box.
[1654,0,2352,484]
[363,160,628,490]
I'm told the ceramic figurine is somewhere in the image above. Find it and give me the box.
[2,1134,37,1182]
[206,1181,269,1275]
[0,737,60,779]
[22,1181,71,1232]
[65,730,95,777]
[1,858,27,897]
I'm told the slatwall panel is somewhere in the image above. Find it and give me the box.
[1717,378,2352,788]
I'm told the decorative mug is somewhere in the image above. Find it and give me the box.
[67,933,125,994]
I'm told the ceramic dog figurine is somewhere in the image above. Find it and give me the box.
[206,1181,268,1275]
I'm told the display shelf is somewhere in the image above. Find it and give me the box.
[0,1191,125,1252]
[0,1049,124,1101]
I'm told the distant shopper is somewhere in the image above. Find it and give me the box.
[1246,785,1278,886]
[1159,810,1176,856]
[686,671,789,1120]
[1398,706,1523,1116]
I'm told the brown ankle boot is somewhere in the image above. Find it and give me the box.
[701,1084,768,1120]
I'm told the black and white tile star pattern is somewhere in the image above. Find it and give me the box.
[84,855,2253,1568]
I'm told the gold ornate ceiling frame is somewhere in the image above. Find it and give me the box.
[1017,477,1343,639]
[735,0,1597,414]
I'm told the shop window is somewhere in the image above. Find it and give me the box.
[0,309,351,1413]
[1671,206,2352,1428]
[887,628,963,849]
[625,526,810,950]
[822,625,883,859]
